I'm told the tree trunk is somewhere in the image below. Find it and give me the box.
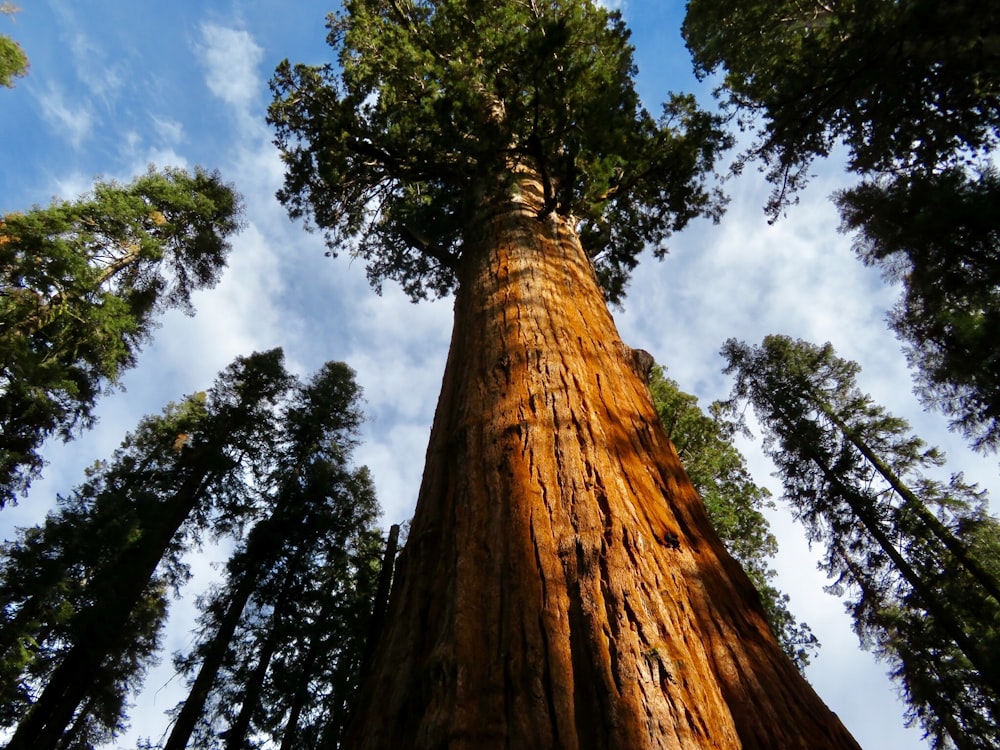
[6,472,210,750]
[345,175,861,749]
[163,567,259,750]
[360,523,400,673]
[223,610,283,750]
[821,405,1000,606]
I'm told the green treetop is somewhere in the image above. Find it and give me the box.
[0,166,243,505]
[723,335,1000,749]
[0,3,28,88]
[683,1,1000,453]
[683,0,1000,212]
[269,0,730,303]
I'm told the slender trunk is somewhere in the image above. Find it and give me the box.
[761,390,999,692]
[6,471,211,750]
[163,568,259,750]
[223,614,283,750]
[834,548,975,750]
[821,405,1000,606]
[345,175,859,748]
[278,633,320,750]
[813,458,999,692]
[360,523,400,673]
[54,696,91,750]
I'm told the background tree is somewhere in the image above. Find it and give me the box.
[271,1,860,747]
[649,365,817,669]
[0,2,28,88]
[1,349,292,750]
[836,167,1000,450]
[723,334,1000,749]
[164,361,383,750]
[0,166,243,505]
[683,0,1000,450]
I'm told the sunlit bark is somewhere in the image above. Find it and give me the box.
[347,176,860,749]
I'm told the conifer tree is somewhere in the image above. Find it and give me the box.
[271,2,860,746]
[164,361,382,750]
[0,166,243,505]
[2,349,292,750]
[683,0,1000,450]
[723,334,1000,749]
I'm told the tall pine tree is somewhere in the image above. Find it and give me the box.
[2,349,292,750]
[0,166,243,504]
[164,361,382,750]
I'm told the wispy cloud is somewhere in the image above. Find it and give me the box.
[36,85,94,147]
[196,23,264,114]
[152,115,184,146]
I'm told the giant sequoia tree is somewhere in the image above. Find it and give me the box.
[649,365,817,670]
[270,2,859,747]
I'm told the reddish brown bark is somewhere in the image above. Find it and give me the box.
[346,177,861,749]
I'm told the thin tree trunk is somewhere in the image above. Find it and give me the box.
[278,633,320,750]
[223,613,284,750]
[760,390,1000,693]
[345,174,860,749]
[6,471,212,750]
[809,452,999,691]
[163,568,259,750]
[820,405,1000,606]
[833,548,975,750]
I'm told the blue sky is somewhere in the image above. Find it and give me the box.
[2,1,996,747]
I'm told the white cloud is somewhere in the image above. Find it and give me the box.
[69,31,125,103]
[196,23,264,113]
[152,115,185,146]
[36,85,94,147]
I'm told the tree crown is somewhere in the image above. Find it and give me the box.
[269,0,730,303]
[683,0,1000,213]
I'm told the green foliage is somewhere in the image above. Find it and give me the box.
[683,0,1000,212]
[836,167,1000,452]
[168,362,382,750]
[649,365,817,670]
[0,3,28,88]
[723,335,1000,750]
[269,0,730,303]
[0,350,292,750]
[683,0,1000,460]
[0,166,243,505]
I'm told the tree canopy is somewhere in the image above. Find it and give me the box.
[0,166,243,505]
[683,0,1000,212]
[836,167,1000,451]
[165,360,382,750]
[0,3,28,88]
[269,0,730,303]
[683,0,1000,453]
